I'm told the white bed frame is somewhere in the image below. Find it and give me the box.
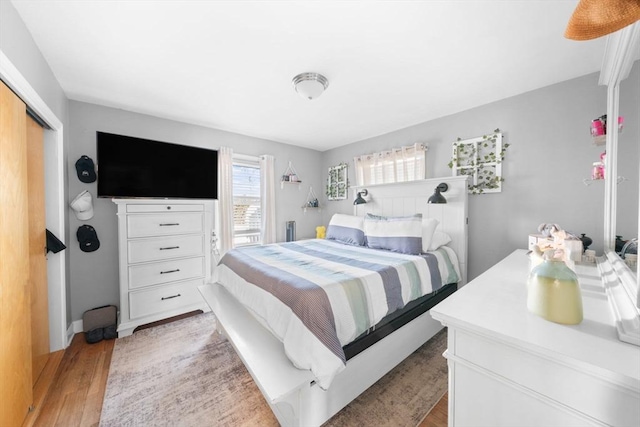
[199,176,468,426]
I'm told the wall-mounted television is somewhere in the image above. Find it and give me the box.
[97,132,218,199]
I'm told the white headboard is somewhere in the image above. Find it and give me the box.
[353,176,469,286]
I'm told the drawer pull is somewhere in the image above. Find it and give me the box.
[159,223,180,226]
[160,269,180,274]
[161,294,181,300]
[159,246,180,250]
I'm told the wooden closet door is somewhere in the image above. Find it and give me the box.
[0,82,33,424]
[27,114,49,386]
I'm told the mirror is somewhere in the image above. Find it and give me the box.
[601,23,640,346]
[614,63,639,278]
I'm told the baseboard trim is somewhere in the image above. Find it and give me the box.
[67,320,83,346]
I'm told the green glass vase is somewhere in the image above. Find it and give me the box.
[527,258,583,325]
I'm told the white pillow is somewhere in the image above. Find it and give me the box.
[429,231,452,250]
[421,218,439,253]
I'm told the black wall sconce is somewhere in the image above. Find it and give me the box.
[427,183,448,204]
[354,189,368,205]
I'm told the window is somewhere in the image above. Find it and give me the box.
[233,157,261,246]
[353,143,426,186]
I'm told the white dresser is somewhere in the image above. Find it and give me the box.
[431,249,640,427]
[113,199,213,337]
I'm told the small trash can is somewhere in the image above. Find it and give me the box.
[286,221,296,242]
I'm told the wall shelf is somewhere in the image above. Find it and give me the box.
[281,161,302,189]
[590,115,623,146]
[281,181,302,189]
[583,176,627,186]
[302,187,320,213]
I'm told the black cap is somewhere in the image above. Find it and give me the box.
[75,155,96,183]
[76,225,100,252]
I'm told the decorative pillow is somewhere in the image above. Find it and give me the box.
[364,213,423,255]
[421,217,440,253]
[326,214,366,246]
[429,231,452,250]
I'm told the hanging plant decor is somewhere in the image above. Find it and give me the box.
[448,129,509,194]
[326,162,348,200]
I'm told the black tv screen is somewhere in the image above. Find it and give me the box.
[97,132,218,199]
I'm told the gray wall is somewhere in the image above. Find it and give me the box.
[1,0,72,321]
[322,65,639,281]
[67,101,324,321]
[0,1,68,120]
[5,0,638,323]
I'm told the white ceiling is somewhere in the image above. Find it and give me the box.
[12,0,606,151]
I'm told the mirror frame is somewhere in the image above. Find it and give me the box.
[600,23,640,346]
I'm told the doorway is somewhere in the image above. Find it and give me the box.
[0,50,68,352]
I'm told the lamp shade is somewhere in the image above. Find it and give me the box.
[292,73,329,100]
[354,189,368,205]
[427,183,448,204]
[565,0,640,40]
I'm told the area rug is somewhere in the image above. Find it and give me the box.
[99,312,447,427]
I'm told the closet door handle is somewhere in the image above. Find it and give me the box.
[159,223,180,226]
[161,294,181,300]
[160,269,180,275]
[159,246,180,250]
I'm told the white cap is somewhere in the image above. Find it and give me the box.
[70,190,94,220]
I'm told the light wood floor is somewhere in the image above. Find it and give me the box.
[33,325,448,427]
[32,334,113,427]
[419,393,448,427]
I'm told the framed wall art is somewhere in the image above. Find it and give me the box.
[326,163,348,200]
[449,130,507,194]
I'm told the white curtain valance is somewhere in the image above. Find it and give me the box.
[354,143,427,186]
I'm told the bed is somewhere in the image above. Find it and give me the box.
[199,176,469,426]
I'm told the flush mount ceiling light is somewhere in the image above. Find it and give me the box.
[565,0,640,40]
[292,72,329,100]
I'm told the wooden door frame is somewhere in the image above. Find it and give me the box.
[0,50,68,352]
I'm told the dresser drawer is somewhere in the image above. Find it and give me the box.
[129,279,204,320]
[452,329,639,426]
[127,213,203,238]
[126,203,204,213]
[128,257,204,289]
[128,234,204,264]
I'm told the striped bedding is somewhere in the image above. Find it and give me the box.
[215,238,460,389]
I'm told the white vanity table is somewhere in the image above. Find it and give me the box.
[430,16,640,427]
[431,249,640,427]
